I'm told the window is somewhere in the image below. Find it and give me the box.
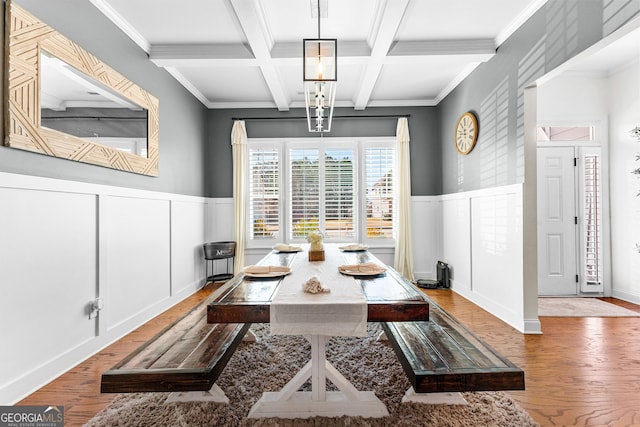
[248,146,280,240]
[247,138,395,246]
[537,126,594,141]
[288,146,357,241]
[289,148,321,238]
[365,147,394,238]
[581,149,602,285]
[324,149,356,239]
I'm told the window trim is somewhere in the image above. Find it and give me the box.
[246,137,396,249]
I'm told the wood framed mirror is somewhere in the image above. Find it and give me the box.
[3,0,159,176]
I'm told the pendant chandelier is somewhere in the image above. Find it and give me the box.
[303,0,337,133]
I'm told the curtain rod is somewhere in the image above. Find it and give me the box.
[230,114,410,121]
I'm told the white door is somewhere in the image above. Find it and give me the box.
[537,146,578,295]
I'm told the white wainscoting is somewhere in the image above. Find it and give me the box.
[0,186,98,403]
[410,196,441,280]
[102,196,171,333]
[441,184,539,334]
[0,172,208,404]
[441,196,472,290]
[0,174,539,404]
[171,200,206,296]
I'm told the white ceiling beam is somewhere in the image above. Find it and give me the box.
[150,41,369,68]
[353,0,410,110]
[383,53,494,65]
[149,43,256,67]
[150,57,258,68]
[270,41,371,59]
[230,0,290,111]
[149,39,494,68]
[150,44,254,60]
[388,39,496,56]
[157,40,493,61]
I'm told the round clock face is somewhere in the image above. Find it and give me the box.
[455,112,478,155]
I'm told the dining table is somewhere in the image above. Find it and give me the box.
[207,243,430,419]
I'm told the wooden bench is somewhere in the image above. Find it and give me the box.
[101,295,250,401]
[382,300,524,403]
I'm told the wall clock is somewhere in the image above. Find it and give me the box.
[454,112,478,155]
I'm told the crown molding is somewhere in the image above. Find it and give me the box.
[89,0,151,53]
[495,0,548,47]
[433,62,484,104]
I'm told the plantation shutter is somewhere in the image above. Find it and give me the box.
[365,147,395,239]
[248,147,280,240]
[583,152,602,285]
[247,138,396,245]
[289,149,320,239]
[324,149,355,239]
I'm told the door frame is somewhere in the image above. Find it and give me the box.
[536,119,612,297]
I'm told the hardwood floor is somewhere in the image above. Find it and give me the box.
[18,286,640,426]
[426,291,640,427]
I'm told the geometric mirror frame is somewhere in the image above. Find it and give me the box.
[3,0,159,176]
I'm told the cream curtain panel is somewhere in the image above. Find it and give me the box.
[394,117,414,281]
[231,120,247,274]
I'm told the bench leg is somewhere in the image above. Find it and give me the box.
[242,329,257,342]
[165,383,229,404]
[248,335,389,419]
[402,387,468,405]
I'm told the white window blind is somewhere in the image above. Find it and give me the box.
[289,149,320,239]
[248,147,280,240]
[324,149,355,239]
[582,152,602,285]
[247,137,395,246]
[365,147,394,239]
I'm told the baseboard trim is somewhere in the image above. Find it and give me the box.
[611,289,640,306]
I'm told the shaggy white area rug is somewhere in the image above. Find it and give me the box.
[87,323,538,426]
[538,298,640,317]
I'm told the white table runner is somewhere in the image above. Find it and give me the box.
[270,244,367,337]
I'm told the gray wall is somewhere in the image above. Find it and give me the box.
[0,0,208,197]
[205,106,440,198]
[439,0,638,194]
[5,1,635,199]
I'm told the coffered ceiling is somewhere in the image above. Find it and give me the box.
[89,0,548,110]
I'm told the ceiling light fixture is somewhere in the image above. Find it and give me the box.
[303,0,337,133]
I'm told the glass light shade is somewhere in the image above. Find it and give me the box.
[303,39,337,81]
[304,80,336,132]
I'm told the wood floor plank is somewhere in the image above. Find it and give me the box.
[17,286,640,426]
[424,290,640,427]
